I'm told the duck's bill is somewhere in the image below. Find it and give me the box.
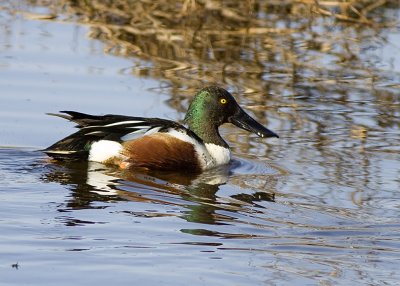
[230,108,279,138]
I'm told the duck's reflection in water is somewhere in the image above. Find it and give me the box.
[42,158,279,226]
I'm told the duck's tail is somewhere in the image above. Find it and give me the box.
[43,111,109,161]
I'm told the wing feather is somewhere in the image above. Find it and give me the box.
[44,111,200,160]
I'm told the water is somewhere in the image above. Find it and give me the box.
[1,1,400,285]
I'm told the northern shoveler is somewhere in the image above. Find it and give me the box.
[44,86,278,172]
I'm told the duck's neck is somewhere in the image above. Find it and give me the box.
[188,121,228,147]
[184,108,227,147]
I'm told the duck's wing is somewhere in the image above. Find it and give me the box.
[44,111,194,160]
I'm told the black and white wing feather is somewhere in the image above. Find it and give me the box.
[44,111,192,160]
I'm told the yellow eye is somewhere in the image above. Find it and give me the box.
[220,98,227,104]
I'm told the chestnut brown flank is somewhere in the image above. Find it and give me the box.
[121,133,201,172]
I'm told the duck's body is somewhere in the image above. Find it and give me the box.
[45,86,278,172]
[45,112,230,172]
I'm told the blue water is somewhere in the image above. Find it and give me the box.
[1,2,400,286]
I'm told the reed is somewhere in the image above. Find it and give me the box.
[20,0,399,111]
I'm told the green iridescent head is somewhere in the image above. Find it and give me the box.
[184,86,278,146]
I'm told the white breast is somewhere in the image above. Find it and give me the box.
[205,143,231,167]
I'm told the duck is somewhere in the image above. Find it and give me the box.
[44,86,278,172]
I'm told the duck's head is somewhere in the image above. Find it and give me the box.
[184,86,278,144]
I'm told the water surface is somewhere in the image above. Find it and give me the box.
[0,1,400,285]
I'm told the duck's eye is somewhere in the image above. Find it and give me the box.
[220,98,227,104]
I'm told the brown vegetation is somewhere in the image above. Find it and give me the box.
[13,1,400,132]
[20,1,397,98]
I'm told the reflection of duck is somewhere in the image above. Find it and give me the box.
[41,161,122,210]
[42,158,277,225]
[44,86,278,172]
